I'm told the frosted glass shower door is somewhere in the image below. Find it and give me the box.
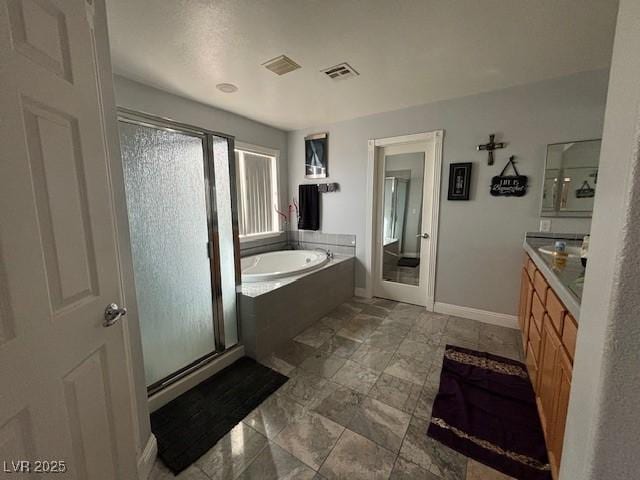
[119,121,216,388]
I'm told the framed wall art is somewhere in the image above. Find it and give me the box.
[304,132,328,179]
[448,162,472,200]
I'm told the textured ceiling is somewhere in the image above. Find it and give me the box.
[106,0,618,131]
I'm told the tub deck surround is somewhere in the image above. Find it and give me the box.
[289,230,357,257]
[241,254,354,297]
[240,256,355,359]
[239,231,289,257]
[523,233,585,321]
[241,250,329,283]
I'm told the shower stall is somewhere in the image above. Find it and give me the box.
[118,109,240,395]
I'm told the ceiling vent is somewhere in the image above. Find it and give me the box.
[262,55,301,75]
[321,62,359,81]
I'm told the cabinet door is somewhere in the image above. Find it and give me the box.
[548,347,573,476]
[518,269,529,330]
[537,315,562,438]
[518,269,534,347]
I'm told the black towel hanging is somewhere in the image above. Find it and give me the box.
[298,184,320,230]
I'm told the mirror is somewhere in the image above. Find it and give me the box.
[382,153,424,286]
[541,139,601,218]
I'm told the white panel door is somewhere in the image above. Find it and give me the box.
[373,132,443,307]
[0,0,138,478]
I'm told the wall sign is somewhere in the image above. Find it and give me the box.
[448,162,472,200]
[490,156,528,197]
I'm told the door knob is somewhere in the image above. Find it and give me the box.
[416,233,430,239]
[104,303,127,327]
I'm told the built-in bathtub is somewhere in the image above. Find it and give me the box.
[239,251,355,360]
[241,250,329,283]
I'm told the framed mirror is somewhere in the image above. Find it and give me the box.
[541,139,601,218]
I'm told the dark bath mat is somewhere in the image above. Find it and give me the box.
[427,345,551,480]
[397,257,420,267]
[151,357,288,474]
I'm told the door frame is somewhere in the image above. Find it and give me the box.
[364,131,444,309]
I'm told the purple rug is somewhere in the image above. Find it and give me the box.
[427,345,551,480]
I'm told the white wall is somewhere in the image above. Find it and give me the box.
[113,75,289,219]
[288,70,608,315]
[562,0,640,477]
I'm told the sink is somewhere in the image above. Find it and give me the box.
[538,245,582,258]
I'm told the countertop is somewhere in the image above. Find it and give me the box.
[523,232,586,321]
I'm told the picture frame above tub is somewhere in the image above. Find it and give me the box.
[305,132,328,179]
[447,162,472,200]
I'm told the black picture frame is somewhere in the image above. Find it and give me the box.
[305,133,328,179]
[448,162,472,200]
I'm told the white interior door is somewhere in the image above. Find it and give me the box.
[0,0,138,477]
[373,132,442,307]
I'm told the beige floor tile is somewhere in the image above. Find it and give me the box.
[350,343,395,372]
[242,393,306,439]
[466,459,516,479]
[332,360,380,394]
[299,351,347,379]
[319,429,396,480]
[149,461,209,480]
[273,410,344,470]
[390,457,440,480]
[347,397,411,453]
[368,372,422,413]
[197,422,267,479]
[236,442,316,480]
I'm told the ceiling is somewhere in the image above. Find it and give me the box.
[106,0,618,131]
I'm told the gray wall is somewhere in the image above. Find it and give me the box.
[113,75,289,216]
[562,1,640,477]
[288,69,609,315]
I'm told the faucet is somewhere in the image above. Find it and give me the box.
[314,247,334,259]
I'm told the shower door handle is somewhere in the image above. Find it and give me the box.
[104,303,127,327]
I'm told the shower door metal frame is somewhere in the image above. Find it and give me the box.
[117,108,241,395]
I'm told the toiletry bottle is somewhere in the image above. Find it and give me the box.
[580,235,590,268]
[553,240,568,268]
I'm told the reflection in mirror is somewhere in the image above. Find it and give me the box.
[541,139,601,218]
[382,152,424,286]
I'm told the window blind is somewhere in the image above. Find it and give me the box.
[235,149,278,236]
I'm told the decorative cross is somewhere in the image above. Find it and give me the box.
[477,134,506,166]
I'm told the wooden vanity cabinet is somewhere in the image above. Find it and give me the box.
[537,315,562,437]
[518,268,533,344]
[517,254,578,479]
[548,346,573,473]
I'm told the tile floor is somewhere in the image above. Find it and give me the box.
[382,264,420,286]
[151,297,523,480]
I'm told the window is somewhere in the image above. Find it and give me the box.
[235,144,280,238]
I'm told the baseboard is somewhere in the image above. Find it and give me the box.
[137,433,157,480]
[354,287,369,298]
[434,302,518,329]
